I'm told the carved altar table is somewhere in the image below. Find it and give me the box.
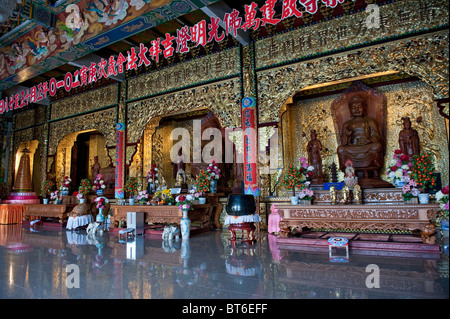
[23,204,77,224]
[110,203,217,231]
[277,203,439,244]
[0,204,25,224]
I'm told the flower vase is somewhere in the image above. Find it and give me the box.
[61,190,69,196]
[129,198,135,205]
[198,197,206,205]
[290,196,299,205]
[180,210,191,239]
[394,179,406,188]
[96,208,104,222]
[96,189,104,196]
[418,193,429,204]
[210,179,217,193]
[43,198,49,204]
[79,198,85,204]
[147,182,153,194]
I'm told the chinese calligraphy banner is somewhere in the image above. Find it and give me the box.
[242,97,260,196]
[115,122,125,199]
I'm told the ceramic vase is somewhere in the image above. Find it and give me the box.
[210,179,217,193]
[61,190,69,196]
[43,198,49,204]
[79,198,85,204]
[290,196,299,205]
[96,208,104,222]
[418,193,429,204]
[180,210,191,239]
[394,179,406,188]
[96,189,104,196]
[129,198,135,205]
[199,197,206,204]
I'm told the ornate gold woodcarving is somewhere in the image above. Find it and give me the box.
[48,107,117,156]
[127,78,242,144]
[14,107,46,130]
[255,0,449,69]
[257,30,449,125]
[50,84,118,120]
[127,47,240,100]
[277,204,439,243]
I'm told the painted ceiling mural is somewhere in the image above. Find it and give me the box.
[0,0,219,86]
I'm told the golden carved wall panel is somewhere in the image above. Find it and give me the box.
[257,30,449,125]
[127,47,240,100]
[255,0,449,69]
[281,80,449,192]
[48,107,117,156]
[14,107,46,130]
[50,83,118,120]
[127,78,242,144]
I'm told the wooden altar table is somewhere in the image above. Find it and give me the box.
[110,203,217,231]
[277,203,440,244]
[0,204,25,224]
[23,204,77,224]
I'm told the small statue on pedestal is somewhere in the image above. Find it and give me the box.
[341,186,350,204]
[307,129,324,184]
[344,159,358,189]
[329,185,337,205]
[399,116,420,157]
[353,184,362,204]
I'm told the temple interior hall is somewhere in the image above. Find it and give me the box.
[0,0,449,303]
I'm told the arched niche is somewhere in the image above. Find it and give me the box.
[52,130,109,190]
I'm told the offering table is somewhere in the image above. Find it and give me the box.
[110,203,217,230]
[277,203,439,244]
[23,204,77,224]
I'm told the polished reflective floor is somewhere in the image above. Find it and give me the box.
[0,224,448,299]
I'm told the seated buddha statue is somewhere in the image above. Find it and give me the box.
[337,94,383,178]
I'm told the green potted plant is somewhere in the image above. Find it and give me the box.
[41,180,55,204]
[282,163,302,204]
[410,151,437,204]
[124,176,138,205]
[78,179,92,203]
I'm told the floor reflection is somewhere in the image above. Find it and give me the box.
[0,224,448,299]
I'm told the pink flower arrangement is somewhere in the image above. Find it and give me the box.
[50,190,62,203]
[146,164,158,184]
[298,187,314,201]
[92,174,106,191]
[402,177,420,201]
[386,150,412,182]
[60,176,71,191]
[176,194,194,211]
[299,157,314,184]
[136,190,150,204]
[95,197,106,210]
[436,185,449,218]
[207,160,221,180]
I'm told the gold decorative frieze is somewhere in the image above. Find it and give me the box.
[14,107,46,130]
[127,78,242,144]
[48,107,117,156]
[255,0,449,69]
[127,47,240,100]
[50,83,118,120]
[257,30,449,125]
